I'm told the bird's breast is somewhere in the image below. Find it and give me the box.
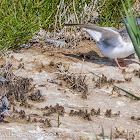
[97,41,135,59]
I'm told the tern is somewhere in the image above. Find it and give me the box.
[65,19,140,69]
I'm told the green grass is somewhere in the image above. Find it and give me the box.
[0,0,40,51]
[0,0,60,52]
[0,0,138,52]
[57,113,62,127]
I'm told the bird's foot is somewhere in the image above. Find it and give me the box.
[119,58,128,67]
[119,66,125,70]
[115,59,125,70]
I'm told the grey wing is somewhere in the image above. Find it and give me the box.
[65,23,122,46]
[77,24,122,47]
[65,23,119,35]
[100,32,123,48]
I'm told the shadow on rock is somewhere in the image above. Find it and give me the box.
[62,51,139,67]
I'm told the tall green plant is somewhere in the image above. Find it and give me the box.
[121,0,140,60]
[0,0,59,52]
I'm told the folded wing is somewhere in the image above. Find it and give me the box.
[65,23,123,48]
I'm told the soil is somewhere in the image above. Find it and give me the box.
[0,39,140,140]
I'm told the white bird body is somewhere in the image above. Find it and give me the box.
[82,27,135,59]
[96,35,134,59]
[64,22,139,69]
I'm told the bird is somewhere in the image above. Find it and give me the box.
[64,19,140,69]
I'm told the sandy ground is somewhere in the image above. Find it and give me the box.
[0,39,140,140]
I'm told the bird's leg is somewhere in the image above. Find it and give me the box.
[115,59,124,69]
[119,58,127,66]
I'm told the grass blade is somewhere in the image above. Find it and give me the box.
[102,126,105,140]
[110,128,112,140]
